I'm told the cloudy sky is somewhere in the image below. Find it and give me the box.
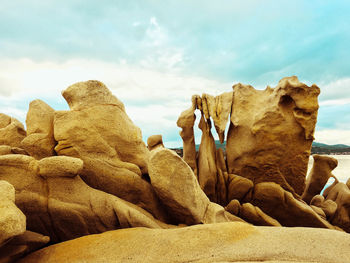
[0,0,349,147]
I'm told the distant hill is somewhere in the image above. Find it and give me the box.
[172,141,350,156]
[311,142,350,154]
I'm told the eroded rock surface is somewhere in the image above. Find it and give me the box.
[176,95,198,176]
[21,100,56,159]
[148,148,243,225]
[19,222,350,263]
[0,155,168,244]
[1,77,349,262]
[0,113,26,148]
[251,182,336,229]
[197,115,218,202]
[225,199,281,226]
[302,154,338,203]
[226,76,320,195]
[323,181,350,232]
[0,180,26,246]
[0,231,50,263]
[53,80,168,221]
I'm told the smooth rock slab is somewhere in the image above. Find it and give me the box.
[19,222,350,263]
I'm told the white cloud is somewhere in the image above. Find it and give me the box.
[0,58,231,144]
[1,57,349,147]
[314,129,350,146]
[318,77,350,105]
[319,98,350,106]
[145,16,166,47]
[0,106,26,122]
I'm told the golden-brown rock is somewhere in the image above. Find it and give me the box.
[323,181,350,232]
[225,199,281,226]
[176,95,198,176]
[19,222,350,263]
[55,80,149,173]
[0,180,26,246]
[0,113,26,148]
[251,182,337,229]
[0,231,50,263]
[53,80,168,221]
[38,156,83,178]
[215,148,228,205]
[148,148,243,225]
[147,135,164,151]
[227,173,254,203]
[226,76,320,195]
[302,154,338,204]
[204,91,232,143]
[197,115,217,202]
[0,155,168,243]
[21,100,56,159]
[310,195,337,220]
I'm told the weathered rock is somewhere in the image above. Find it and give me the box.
[227,173,254,203]
[176,95,198,176]
[19,222,350,263]
[225,199,281,226]
[226,76,320,195]
[0,145,28,156]
[148,148,243,225]
[0,113,26,148]
[310,195,338,220]
[302,154,338,203]
[197,115,217,202]
[203,91,232,143]
[323,181,350,232]
[0,231,50,263]
[147,135,164,151]
[0,155,169,244]
[0,180,26,246]
[251,182,337,229]
[0,145,12,155]
[21,100,56,159]
[53,80,168,221]
[215,148,228,206]
[57,80,149,173]
[38,156,83,178]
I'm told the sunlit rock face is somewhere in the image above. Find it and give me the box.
[226,76,320,195]
[21,99,56,159]
[178,76,320,200]
[53,80,168,221]
[0,113,26,148]
[1,77,350,263]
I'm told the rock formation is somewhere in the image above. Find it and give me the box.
[21,99,56,159]
[0,113,26,148]
[148,147,243,224]
[54,80,168,221]
[0,155,168,244]
[0,180,26,246]
[226,77,320,195]
[302,154,338,203]
[176,95,198,176]
[0,180,49,263]
[19,222,350,263]
[0,77,350,262]
[323,180,350,232]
